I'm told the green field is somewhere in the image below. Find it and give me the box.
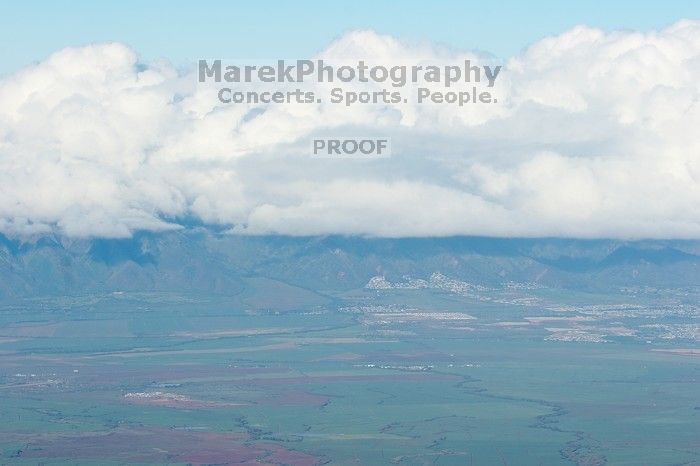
[0,283,698,465]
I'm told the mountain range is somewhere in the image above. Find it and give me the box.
[1,231,698,298]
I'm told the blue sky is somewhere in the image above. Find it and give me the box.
[2,0,700,75]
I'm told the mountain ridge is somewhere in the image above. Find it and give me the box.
[0,231,698,298]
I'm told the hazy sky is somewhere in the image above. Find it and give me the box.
[2,0,700,75]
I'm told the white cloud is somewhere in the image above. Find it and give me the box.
[1,22,700,239]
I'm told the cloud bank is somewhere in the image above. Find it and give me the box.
[1,21,700,239]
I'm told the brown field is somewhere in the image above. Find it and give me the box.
[16,428,320,466]
[651,348,700,356]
